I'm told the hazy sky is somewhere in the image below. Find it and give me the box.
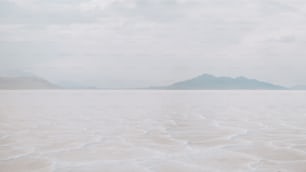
[1,0,306,88]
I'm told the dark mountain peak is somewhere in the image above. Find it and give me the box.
[191,74,216,82]
[197,73,215,78]
[164,74,285,90]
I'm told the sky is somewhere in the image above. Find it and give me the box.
[1,0,306,88]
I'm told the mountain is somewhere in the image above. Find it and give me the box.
[161,74,285,90]
[0,76,59,89]
[290,85,306,90]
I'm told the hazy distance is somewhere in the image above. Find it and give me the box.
[1,0,306,88]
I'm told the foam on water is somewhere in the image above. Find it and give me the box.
[1,90,306,172]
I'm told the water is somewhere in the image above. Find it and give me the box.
[1,90,306,172]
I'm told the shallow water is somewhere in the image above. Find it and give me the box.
[1,90,306,172]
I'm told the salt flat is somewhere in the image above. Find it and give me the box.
[1,90,306,172]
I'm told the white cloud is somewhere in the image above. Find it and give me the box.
[1,0,306,87]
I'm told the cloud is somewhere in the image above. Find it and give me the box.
[1,0,306,87]
[0,0,197,25]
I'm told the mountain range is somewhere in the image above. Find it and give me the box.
[0,76,59,89]
[0,74,306,90]
[161,74,286,90]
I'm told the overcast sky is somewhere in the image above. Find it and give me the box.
[1,0,306,88]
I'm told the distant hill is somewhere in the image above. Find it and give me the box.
[290,85,306,90]
[160,74,285,90]
[0,76,59,89]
